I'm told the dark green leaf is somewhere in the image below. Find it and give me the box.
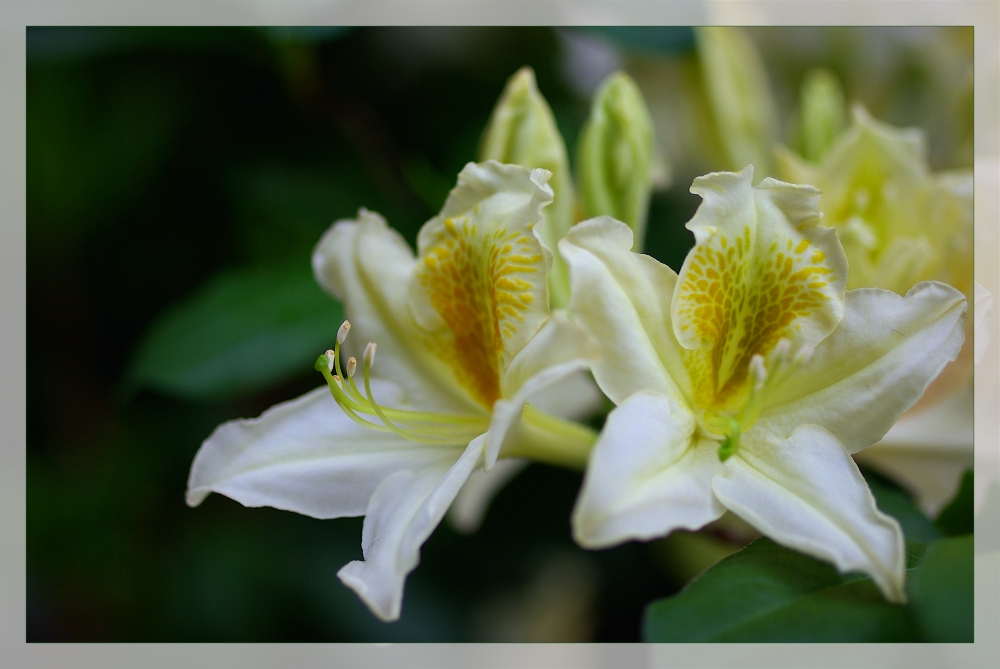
[907,535,974,642]
[936,469,974,537]
[128,261,342,401]
[862,467,943,543]
[642,538,924,642]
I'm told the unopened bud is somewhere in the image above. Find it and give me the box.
[337,320,351,345]
[577,71,656,248]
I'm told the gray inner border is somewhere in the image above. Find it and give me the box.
[3,1,998,667]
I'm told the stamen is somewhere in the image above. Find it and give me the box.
[749,354,767,392]
[337,320,351,345]
[712,341,812,463]
[314,332,489,447]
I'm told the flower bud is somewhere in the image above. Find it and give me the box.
[479,67,574,307]
[799,68,846,163]
[695,27,779,177]
[576,71,656,250]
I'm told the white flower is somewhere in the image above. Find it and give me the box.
[186,161,599,621]
[561,166,967,601]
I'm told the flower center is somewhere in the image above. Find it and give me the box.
[415,216,543,409]
[699,339,812,461]
[675,227,835,413]
[315,320,490,446]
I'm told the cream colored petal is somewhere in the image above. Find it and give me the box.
[572,392,724,549]
[186,383,459,518]
[487,312,599,469]
[479,67,575,307]
[500,310,599,398]
[674,167,847,410]
[338,434,485,621]
[526,369,604,423]
[409,161,554,410]
[312,210,476,414]
[759,282,967,454]
[447,457,529,534]
[715,425,906,603]
[560,216,690,404]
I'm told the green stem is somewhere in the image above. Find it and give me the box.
[501,403,598,471]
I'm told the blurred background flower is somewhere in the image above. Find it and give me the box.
[27,25,974,641]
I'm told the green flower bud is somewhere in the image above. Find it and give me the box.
[576,71,656,250]
[479,67,575,307]
[799,68,847,163]
[695,27,779,178]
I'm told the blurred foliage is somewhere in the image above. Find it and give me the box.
[936,469,974,537]
[26,26,973,642]
[128,261,343,402]
[643,467,974,642]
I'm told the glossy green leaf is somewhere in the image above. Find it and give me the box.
[129,262,342,401]
[907,535,974,642]
[643,538,924,642]
[936,469,974,537]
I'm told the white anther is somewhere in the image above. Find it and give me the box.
[364,342,377,368]
[337,320,351,345]
[332,374,343,389]
[793,346,814,366]
[749,354,768,392]
[346,356,357,378]
[325,349,336,373]
[773,338,792,362]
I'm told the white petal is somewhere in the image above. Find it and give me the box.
[412,161,554,373]
[447,457,529,534]
[337,434,484,621]
[486,312,599,468]
[560,216,690,404]
[856,385,974,515]
[526,369,605,423]
[571,392,724,549]
[758,282,967,454]
[714,425,906,603]
[312,209,477,414]
[500,310,599,398]
[975,281,994,364]
[186,384,458,518]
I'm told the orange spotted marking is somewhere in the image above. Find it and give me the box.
[416,217,541,408]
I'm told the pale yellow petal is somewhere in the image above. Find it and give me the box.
[410,161,554,410]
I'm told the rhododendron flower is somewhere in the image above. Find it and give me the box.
[561,166,966,601]
[186,161,599,621]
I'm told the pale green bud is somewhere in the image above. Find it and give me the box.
[799,68,847,163]
[695,27,779,178]
[576,71,656,249]
[479,67,574,307]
